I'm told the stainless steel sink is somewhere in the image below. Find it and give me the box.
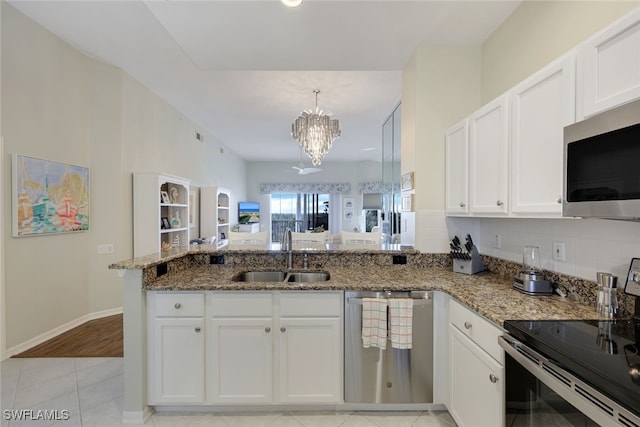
[232,270,330,283]
[232,271,287,282]
[286,271,330,283]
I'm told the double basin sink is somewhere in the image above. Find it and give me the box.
[233,270,330,283]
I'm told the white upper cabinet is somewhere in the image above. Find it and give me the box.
[445,120,469,215]
[469,95,509,215]
[579,8,640,118]
[510,52,576,216]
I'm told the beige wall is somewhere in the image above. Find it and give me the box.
[482,0,638,103]
[1,3,247,354]
[401,46,480,251]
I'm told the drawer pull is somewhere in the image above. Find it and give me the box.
[464,321,472,329]
[489,374,499,383]
[174,303,182,309]
[459,202,466,208]
[194,327,201,333]
[280,327,287,333]
[496,200,504,207]
[265,327,271,333]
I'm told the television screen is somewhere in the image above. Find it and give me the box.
[238,201,260,223]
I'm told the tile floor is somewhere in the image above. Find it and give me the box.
[1,358,457,427]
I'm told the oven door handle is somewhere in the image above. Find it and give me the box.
[499,333,640,427]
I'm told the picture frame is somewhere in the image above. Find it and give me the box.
[160,191,170,204]
[401,194,414,212]
[161,217,171,230]
[344,209,354,220]
[12,154,90,237]
[401,172,414,191]
[344,198,354,209]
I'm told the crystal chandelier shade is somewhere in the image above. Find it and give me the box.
[291,90,341,166]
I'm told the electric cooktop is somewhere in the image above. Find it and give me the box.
[504,318,640,418]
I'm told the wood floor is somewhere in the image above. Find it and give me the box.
[13,313,123,358]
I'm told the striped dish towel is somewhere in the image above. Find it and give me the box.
[361,298,388,349]
[389,298,413,349]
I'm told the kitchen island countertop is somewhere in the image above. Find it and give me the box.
[143,263,602,327]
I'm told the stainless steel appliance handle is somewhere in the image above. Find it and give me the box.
[346,297,432,306]
[499,335,640,426]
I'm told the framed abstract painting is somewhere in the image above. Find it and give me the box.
[12,154,90,236]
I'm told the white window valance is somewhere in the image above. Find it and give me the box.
[259,183,351,195]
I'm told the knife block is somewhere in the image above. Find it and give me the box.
[452,246,485,275]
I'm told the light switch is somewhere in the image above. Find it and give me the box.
[97,244,114,254]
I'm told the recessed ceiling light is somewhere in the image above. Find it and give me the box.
[281,0,302,7]
[362,147,377,151]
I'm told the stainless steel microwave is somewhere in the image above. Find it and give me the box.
[563,99,640,220]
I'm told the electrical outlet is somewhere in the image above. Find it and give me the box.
[494,234,502,249]
[553,241,566,261]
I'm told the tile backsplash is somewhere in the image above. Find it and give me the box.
[441,215,640,282]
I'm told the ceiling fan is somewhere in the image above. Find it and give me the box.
[291,148,323,175]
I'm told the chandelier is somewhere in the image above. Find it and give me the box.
[291,89,341,166]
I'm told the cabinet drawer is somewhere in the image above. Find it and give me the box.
[449,300,503,364]
[209,292,273,317]
[155,293,204,317]
[280,292,342,317]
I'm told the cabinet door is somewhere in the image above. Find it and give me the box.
[449,325,504,427]
[580,8,640,118]
[278,317,342,403]
[445,120,469,215]
[208,318,273,403]
[510,53,576,216]
[150,318,205,404]
[469,95,509,215]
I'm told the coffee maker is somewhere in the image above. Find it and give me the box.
[513,246,553,295]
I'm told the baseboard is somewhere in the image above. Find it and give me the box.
[5,307,123,358]
[122,407,153,425]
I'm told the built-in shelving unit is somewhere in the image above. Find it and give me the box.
[133,173,190,257]
[200,187,231,248]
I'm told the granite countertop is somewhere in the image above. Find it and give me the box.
[144,264,602,327]
[109,243,416,270]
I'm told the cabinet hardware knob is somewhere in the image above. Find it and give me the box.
[459,202,466,208]
[194,327,201,333]
[557,197,562,204]
[280,327,287,333]
[174,303,182,309]
[496,200,503,207]
[489,374,499,383]
[265,327,271,333]
[464,322,472,329]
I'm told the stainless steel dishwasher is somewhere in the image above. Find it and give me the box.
[344,290,433,403]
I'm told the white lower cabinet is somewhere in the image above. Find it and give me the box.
[147,292,206,404]
[278,317,342,402]
[448,300,504,427]
[209,317,273,403]
[208,291,343,404]
[148,291,343,406]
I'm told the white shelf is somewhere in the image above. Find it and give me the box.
[134,173,191,257]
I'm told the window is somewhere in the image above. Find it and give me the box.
[270,193,329,242]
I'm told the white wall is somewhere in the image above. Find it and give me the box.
[1,3,247,355]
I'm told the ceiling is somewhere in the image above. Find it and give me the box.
[8,0,521,164]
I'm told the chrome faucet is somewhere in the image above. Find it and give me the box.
[282,227,293,269]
